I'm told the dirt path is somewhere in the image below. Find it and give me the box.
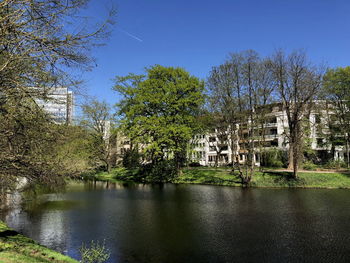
[268,169,350,174]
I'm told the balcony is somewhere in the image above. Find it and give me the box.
[264,122,278,128]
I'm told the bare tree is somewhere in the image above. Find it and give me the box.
[207,57,242,169]
[268,50,323,178]
[0,0,115,192]
[254,59,275,170]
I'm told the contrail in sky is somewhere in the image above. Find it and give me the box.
[118,28,143,42]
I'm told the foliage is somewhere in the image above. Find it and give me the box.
[81,99,115,172]
[323,160,347,169]
[122,148,141,169]
[114,65,205,176]
[79,240,110,263]
[93,167,350,189]
[0,0,114,193]
[302,161,318,171]
[0,100,67,194]
[188,162,202,167]
[323,66,350,167]
[91,167,139,182]
[303,147,319,164]
[55,125,92,174]
[323,67,350,102]
[260,149,287,168]
[140,160,178,182]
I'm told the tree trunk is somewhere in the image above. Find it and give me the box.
[106,161,111,173]
[346,138,350,168]
[288,129,299,178]
[292,144,299,178]
[288,145,294,170]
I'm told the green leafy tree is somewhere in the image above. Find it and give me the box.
[114,65,205,177]
[323,67,350,167]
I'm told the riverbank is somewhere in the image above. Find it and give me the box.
[91,167,350,189]
[0,221,77,263]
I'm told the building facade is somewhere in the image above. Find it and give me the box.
[36,87,74,124]
[191,103,347,166]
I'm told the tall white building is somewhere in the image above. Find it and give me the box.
[36,87,74,124]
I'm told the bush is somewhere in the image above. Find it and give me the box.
[189,162,202,167]
[324,160,347,169]
[261,149,287,168]
[79,240,110,263]
[302,161,318,170]
[140,159,178,183]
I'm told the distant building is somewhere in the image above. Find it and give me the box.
[190,102,347,166]
[114,102,348,167]
[36,87,74,124]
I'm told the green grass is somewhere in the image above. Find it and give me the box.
[252,171,350,188]
[91,167,139,183]
[90,167,350,189]
[0,221,78,263]
[175,167,241,186]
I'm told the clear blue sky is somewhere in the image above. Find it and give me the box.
[80,0,350,106]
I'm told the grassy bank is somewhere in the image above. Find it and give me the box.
[90,167,350,189]
[0,221,77,263]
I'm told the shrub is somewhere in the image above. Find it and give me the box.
[140,159,178,182]
[302,161,318,170]
[324,160,347,169]
[261,149,287,168]
[79,240,110,263]
[189,162,201,167]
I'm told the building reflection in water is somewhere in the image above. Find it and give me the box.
[1,181,350,262]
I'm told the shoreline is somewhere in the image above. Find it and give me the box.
[89,167,350,189]
[0,221,77,263]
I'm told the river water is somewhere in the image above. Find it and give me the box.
[1,181,350,262]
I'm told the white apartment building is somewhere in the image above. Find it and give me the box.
[191,103,347,166]
[36,87,74,124]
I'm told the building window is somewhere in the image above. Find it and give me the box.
[271,140,278,147]
[268,117,277,124]
[209,137,216,142]
[220,146,228,151]
[209,146,216,152]
[317,138,324,147]
[270,128,277,135]
[208,156,217,162]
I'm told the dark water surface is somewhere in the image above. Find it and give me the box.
[1,181,350,262]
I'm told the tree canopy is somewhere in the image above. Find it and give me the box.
[0,0,114,193]
[114,65,205,175]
